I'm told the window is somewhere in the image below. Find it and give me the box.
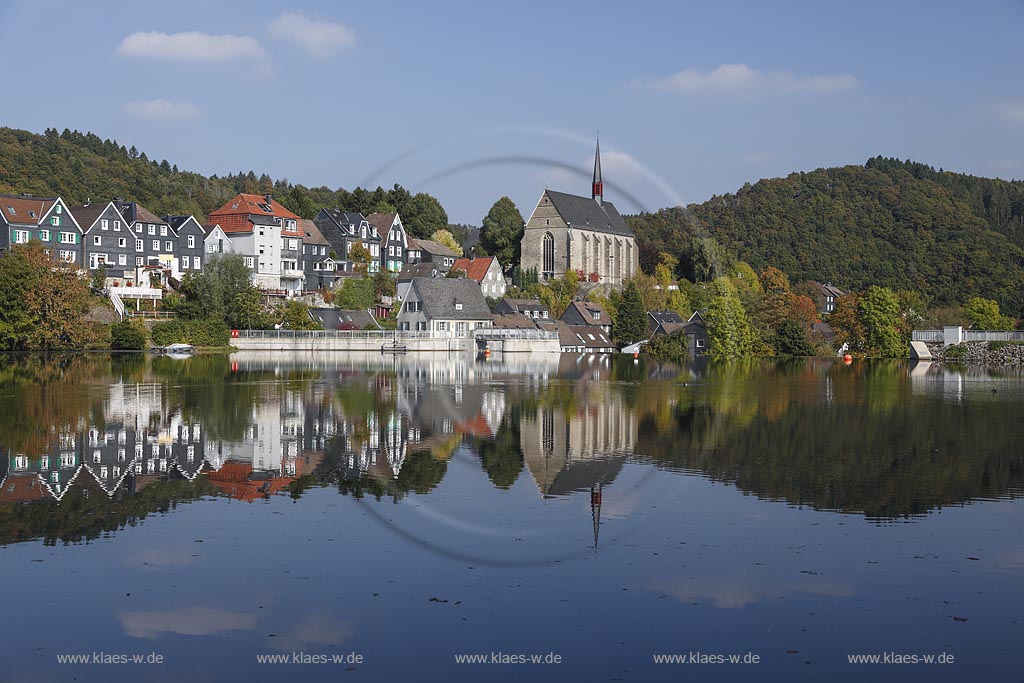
[592,311,600,321]
[165,241,172,251]
[543,232,555,276]
[151,240,159,250]
[245,257,254,268]
[59,232,75,244]
[455,303,463,311]
[113,221,120,231]
[54,204,61,214]
[93,235,102,246]
[59,250,76,262]
[182,256,190,269]
[118,237,126,248]
[13,230,28,243]
[696,338,705,348]
[135,239,143,251]
[39,230,50,241]
[207,243,215,253]
[160,226,167,236]
[118,254,126,266]
[101,219,108,230]
[194,257,200,269]
[148,225,155,235]
[389,246,394,256]
[135,257,143,266]
[51,216,60,226]
[61,453,75,467]
[187,235,195,249]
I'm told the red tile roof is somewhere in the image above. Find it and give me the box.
[0,195,56,226]
[451,256,497,283]
[208,193,301,235]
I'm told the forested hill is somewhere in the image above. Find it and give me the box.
[628,157,1024,317]
[0,127,449,237]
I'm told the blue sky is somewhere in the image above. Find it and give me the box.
[2,0,1023,223]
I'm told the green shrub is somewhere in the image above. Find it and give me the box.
[943,344,967,360]
[151,319,230,347]
[987,340,1024,351]
[110,321,146,350]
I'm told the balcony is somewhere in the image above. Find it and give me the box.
[280,268,305,280]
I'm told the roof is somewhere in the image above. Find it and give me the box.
[299,219,330,245]
[496,298,549,315]
[320,209,366,234]
[543,189,632,237]
[68,201,115,231]
[208,193,300,234]
[398,262,440,282]
[409,278,492,320]
[562,300,612,327]
[451,256,499,282]
[539,320,614,349]
[164,215,201,232]
[308,307,376,329]
[491,313,540,329]
[366,212,396,233]
[113,200,167,227]
[655,321,687,336]
[0,194,56,225]
[648,310,685,326]
[410,238,457,258]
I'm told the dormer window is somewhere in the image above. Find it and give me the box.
[455,303,463,311]
[55,204,62,214]
[28,210,36,218]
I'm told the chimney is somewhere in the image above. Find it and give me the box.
[264,194,273,205]
[470,246,475,261]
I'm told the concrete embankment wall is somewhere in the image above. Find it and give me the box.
[232,336,562,354]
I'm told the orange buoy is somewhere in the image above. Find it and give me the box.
[484,346,491,359]
[843,354,853,365]
[633,351,639,359]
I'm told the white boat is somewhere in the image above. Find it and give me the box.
[153,343,194,356]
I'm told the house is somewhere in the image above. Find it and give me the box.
[679,311,709,355]
[116,200,179,278]
[397,262,440,300]
[407,238,458,271]
[299,219,336,290]
[647,310,686,336]
[808,282,845,315]
[71,201,136,279]
[539,320,616,354]
[0,194,82,265]
[561,300,612,336]
[491,313,541,330]
[397,278,493,337]
[208,193,303,291]
[494,298,551,320]
[166,215,207,275]
[203,224,233,259]
[368,212,408,273]
[312,209,380,275]
[520,139,639,287]
[308,307,378,330]
[450,255,506,298]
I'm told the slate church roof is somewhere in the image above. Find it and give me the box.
[544,189,632,237]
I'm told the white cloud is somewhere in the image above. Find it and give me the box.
[268,13,356,59]
[632,63,858,95]
[117,31,265,62]
[996,102,1024,124]
[122,99,201,121]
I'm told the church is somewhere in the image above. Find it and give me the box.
[520,139,640,288]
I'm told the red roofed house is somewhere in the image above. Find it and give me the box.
[207,193,304,292]
[0,194,82,265]
[450,255,506,298]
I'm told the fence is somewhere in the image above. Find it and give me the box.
[474,328,559,340]
[235,329,435,339]
[911,330,944,342]
[913,329,1024,343]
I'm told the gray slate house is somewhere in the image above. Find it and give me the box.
[313,209,381,275]
[299,219,336,290]
[116,201,176,275]
[368,212,407,274]
[397,262,441,300]
[539,320,616,354]
[809,282,845,315]
[72,201,137,277]
[647,310,686,335]
[166,215,207,275]
[561,300,613,336]
[680,311,709,355]
[397,278,493,337]
[0,194,81,265]
[494,298,551,321]
[407,238,458,271]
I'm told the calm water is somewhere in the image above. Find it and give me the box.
[0,352,1022,682]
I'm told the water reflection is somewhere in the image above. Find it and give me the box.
[1,354,1022,547]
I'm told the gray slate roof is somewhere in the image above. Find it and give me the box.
[308,308,377,329]
[411,278,492,320]
[300,219,330,245]
[398,262,440,282]
[545,189,632,237]
[410,238,458,258]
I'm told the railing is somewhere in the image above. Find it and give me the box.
[107,288,125,322]
[236,329,433,339]
[475,328,559,340]
[113,286,162,300]
[127,310,177,320]
[911,330,944,342]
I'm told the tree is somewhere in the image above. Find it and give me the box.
[0,242,97,351]
[335,277,374,310]
[614,280,648,345]
[859,286,904,358]
[480,197,524,268]
[771,320,814,356]
[830,293,865,354]
[230,288,268,329]
[372,269,396,299]
[536,270,579,319]
[429,229,464,256]
[402,193,448,239]
[963,297,1015,330]
[348,242,373,274]
[277,301,321,330]
[110,320,147,350]
[703,277,756,357]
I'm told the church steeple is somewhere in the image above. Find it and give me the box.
[592,134,603,205]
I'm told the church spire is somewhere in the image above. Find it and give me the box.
[592,134,603,205]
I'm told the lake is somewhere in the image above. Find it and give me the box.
[0,352,1021,682]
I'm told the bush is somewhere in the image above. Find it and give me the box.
[987,340,1024,351]
[110,321,147,350]
[150,319,230,347]
[943,344,967,360]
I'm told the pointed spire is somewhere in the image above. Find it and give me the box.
[592,133,603,205]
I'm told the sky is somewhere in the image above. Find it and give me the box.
[2,0,1024,224]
